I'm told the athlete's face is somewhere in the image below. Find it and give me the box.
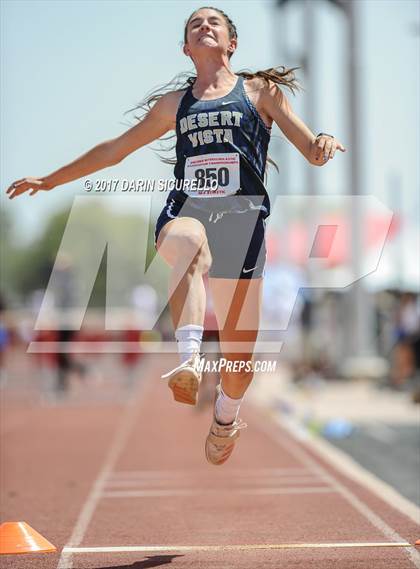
[183,9,237,62]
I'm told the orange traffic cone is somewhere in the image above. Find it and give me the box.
[415,539,420,546]
[0,522,56,554]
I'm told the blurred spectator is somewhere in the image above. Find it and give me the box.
[49,252,86,394]
[0,293,10,387]
[389,292,420,390]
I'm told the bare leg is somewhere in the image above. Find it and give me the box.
[204,277,262,464]
[157,217,212,329]
[209,277,263,398]
[157,217,212,405]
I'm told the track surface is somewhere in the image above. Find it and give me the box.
[1,354,419,568]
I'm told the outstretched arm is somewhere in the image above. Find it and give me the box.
[261,81,346,165]
[6,91,181,199]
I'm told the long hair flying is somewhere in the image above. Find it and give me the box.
[127,7,301,171]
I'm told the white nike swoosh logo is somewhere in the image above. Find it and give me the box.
[221,100,237,106]
[242,266,258,274]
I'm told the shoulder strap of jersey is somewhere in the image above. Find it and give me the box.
[176,83,195,119]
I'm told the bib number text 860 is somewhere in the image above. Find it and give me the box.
[195,167,229,188]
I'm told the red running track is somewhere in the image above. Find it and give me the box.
[1,354,419,568]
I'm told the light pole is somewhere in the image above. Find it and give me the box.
[276,0,377,363]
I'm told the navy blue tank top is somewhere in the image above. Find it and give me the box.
[171,75,271,217]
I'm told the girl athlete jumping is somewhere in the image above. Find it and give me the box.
[6,6,345,466]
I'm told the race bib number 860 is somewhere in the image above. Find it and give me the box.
[184,152,240,198]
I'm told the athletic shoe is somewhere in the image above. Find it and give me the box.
[161,352,203,406]
[205,393,247,465]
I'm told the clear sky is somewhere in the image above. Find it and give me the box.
[1,0,419,288]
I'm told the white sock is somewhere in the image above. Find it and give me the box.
[215,386,243,425]
[175,324,204,364]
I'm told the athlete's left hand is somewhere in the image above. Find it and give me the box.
[314,134,346,163]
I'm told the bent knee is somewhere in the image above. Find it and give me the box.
[157,219,211,270]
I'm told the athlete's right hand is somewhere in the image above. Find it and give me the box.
[6,177,53,200]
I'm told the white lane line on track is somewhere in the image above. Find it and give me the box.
[109,467,311,478]
[256,417,420,568]
[63,542,420,554]
[56,359,152,569]
[101,487,336,498]
[105,476,325,487]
